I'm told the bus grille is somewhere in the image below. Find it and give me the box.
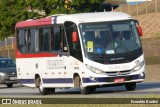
[105,70,131,76]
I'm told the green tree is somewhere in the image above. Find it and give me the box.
[49,0,105,15]
[69,0,105,13]
[0,0,105,40]
[0,0,38,40]
[24,0,105,15]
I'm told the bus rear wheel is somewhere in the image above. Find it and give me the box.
[7,84,13,88]
[37,77,55,95]
[125,83,136,91]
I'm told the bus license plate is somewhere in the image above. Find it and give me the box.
[114,78,125,83]
[10,77,17,80]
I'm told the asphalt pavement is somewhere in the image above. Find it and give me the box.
[0,82,160,98]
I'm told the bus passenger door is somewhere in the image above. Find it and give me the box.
[64,21,83,87]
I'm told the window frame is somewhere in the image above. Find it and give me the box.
[16,24,69,55]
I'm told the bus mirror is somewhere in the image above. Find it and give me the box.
[137,25,143,36]
[72,31,78,42]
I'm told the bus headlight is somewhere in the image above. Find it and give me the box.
[86,65,104,74]
[132,60,144,71]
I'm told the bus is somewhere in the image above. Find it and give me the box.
[15,12,145,95]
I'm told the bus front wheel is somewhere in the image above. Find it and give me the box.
[79,77,90,95]
[125,83,136,91]
[74,75,94,95]
[80,87,90,95]
[80,86,96,94]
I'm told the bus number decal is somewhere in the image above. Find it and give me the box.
[47,60,63,69]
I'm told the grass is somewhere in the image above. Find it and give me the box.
[154,32,160,38]
[0,94,160,106]
[0,105,160,107]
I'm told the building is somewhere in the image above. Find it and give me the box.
[126,0,152,2]
[126,0,152,4]
[103,0,153,10]
[102,0,126,11]
[104,0,126,4]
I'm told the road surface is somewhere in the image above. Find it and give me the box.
[0,82,160,98]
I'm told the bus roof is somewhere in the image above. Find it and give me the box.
[16,12,133,28]
[59,12,132,23]
[15,17,52,28]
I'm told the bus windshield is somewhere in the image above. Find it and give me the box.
[79,20,142,64]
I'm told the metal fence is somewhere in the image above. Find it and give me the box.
[114,0,159,16]
[0,37,15,59]
[0,49,15,59]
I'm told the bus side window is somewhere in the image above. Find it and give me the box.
[39,28,43,51]
[39,28,50,52]
[16,30,19,46]
[35,29,39,52]
[24,29,28,52]
[17,29,26,53]
[29,29,36,52]
[51,26,66,52]
[43,28,50,51]
[27,29,31,52]
[55,27,61,51]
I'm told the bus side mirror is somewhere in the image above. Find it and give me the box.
[137,25,143,37]
[72,31,78,42]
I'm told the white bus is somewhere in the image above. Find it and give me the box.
[15,12,145,95]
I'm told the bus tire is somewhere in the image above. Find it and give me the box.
[48,88,55,95]
[125,83,136,91]
[38,77,48,95]
[79,78,90,95]
[88,87,96,93]
[74,75,89,95]
[81,87,96,94]
[80,87,90,95]
[7,84,13,88]
[74,76,80,87]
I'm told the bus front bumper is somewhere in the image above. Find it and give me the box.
[82,73,145,87]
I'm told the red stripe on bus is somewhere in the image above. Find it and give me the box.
[15,50,58,58]
[15,17,52,28]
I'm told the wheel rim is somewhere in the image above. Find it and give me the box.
[39,79,43,93]
[79,78,83,90]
